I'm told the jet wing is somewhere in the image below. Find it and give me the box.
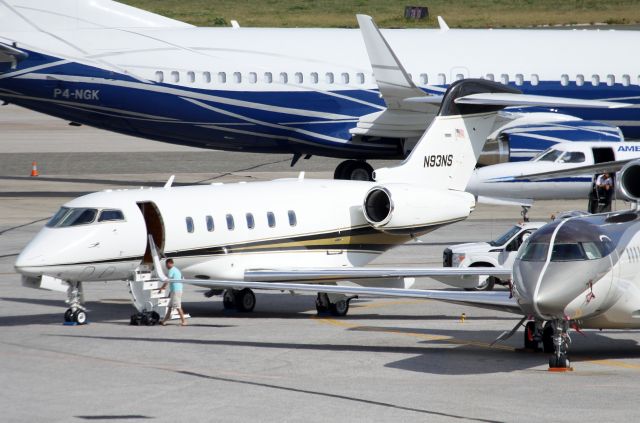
[243,267,512,282]
[148,236,520,314]
[511,159,635,181]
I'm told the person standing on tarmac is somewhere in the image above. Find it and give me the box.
[159,258,187,326]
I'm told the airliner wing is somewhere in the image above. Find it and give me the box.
[511,159,635,181]
[243,267,511,282]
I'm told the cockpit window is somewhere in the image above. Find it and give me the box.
[489,225,521,246]
[47,207,70,227]
[536,149,563,162]
[47,208,97,227]
[550,242,605,261]
[558,151,585,163]
[517,218,614,262]
[98,209,125,222]
[517,241,549,261]
[59,208,97,227]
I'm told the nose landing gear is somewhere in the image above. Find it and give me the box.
[548,319,572,371]
[64,281,88,325]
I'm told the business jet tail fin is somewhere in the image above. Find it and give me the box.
[0,0,193,32]
[374,79,521,190]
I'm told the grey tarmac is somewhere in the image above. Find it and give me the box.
[1,105,640,423]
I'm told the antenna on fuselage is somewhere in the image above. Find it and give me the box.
[164,175,175,189]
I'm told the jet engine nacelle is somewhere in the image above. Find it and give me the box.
[619,160,640,202]
[362,184,475,235]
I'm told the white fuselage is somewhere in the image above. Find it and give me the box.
[15,178,474,284]
[0,0,639,161]
[467,141,640,202]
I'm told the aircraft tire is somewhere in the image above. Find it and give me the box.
[334,160,373,181]
[235,288,256,313]
[73,310,87,325]
[64,308,74,322]
[329,299,349,317]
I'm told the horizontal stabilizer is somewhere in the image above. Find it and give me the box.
[244,266,511,282]
[477,196,534,207]
[456,93,629,109]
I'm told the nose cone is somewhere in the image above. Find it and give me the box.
[14,228,60,277]
[514,258,612,320]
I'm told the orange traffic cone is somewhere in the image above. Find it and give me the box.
[30,161,39,177]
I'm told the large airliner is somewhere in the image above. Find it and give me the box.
[0,0,635,179]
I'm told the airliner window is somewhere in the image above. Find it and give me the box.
[58,208,98,227]
[358,73,366,84]
[264,72,273,83]
[171,71,179,83]
[206,215,214,232]
[558,152,585,163]
[607,74,615,86]
[623,74,630,87]
[325,72,334,84]
[249,72,257,83]
[576,74,584,86]
[98,209,124,222]
[47,207,70,227]
[203,72,212,83]
[187,71,195,83]
[310,72,319,84]
[218,72,226,83]
[419,73,427,85]
[341,73,349,84]
[537,149,562,162]
[295,72,303,84]
[246,213,255,229]
[226,214,235,230]
[155,71,164,83]
[233,72,242,83]
[186,217,194,233]
[288,210,297,227]
[280,72,288,84]
[267,212,276,228]
[489,225,521,247]
[592,74,600,86]
[531,74,539,86]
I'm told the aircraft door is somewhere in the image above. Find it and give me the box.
[137,202,166,264]
[592,147,615,164]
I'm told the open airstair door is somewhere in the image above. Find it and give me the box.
[137,202,165,264]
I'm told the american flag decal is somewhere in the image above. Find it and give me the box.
[455,128,465,139]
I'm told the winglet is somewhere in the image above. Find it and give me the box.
[356,14,428,110]
[231,20,240,29]
[437,16,450,31]
[149,235,168,281]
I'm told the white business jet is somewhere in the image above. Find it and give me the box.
[466,141,640,209]
[14,16,619,325]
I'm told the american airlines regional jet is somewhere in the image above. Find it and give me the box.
[0,0,636,180]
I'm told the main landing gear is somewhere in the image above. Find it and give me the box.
[523,319,572,370]
[334,160,374,181]
[221,288,256,313]
[315,293,356,317]
[63,281,88,325]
